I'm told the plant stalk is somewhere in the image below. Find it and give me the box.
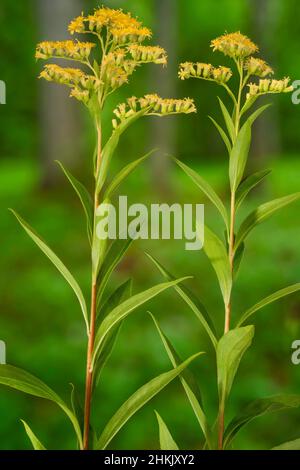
[220,61,244,449]
[83,119,102,450]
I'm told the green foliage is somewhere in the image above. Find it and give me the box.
[224,395,300,448]
[155,412,179,450]
[95,353,202,449]
[0,365,82,448]
[21,421,46,450]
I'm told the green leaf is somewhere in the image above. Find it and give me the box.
[203,226,232,306]
[104,149,156,200]
[94,280,132,387]
[155,412,179,450]
[244,103,272,125]
[233,242,245,279]
[21,420,46,450]
[92,277,192,367]
[237,283,300,327]
[96,236,135,309]
[208,116,232,154]
[92,197,111,279]
[96,109,148,193]
[174,158,229,231]
[146,253,217,347]
[0,365,82,449]
[273,438,300,450]
[10,211,89,333]
[95,352,202,449]
[236,169,271,212]
[56,161,93,245]
[235,193,300,252]
[218,98,235,143]
[150,313,212,447]
[224,395,300,448]
[229,121,252,192]
[217,326,254,406]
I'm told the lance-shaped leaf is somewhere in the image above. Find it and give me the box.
[155,412,179,450]
[150,313,212,447]
[96,109,149,193]
[217,326,254,407]
[209,116,232,155]
[229,121,252,192]
[92,277,191,367]
[21,421,46,450]
[56,161,93,244]
[272,438,300,450]
[174,158,229,232]
[233,242,245,279]
[237,283,300,327]
[242,103,272,124]
[0,365,82,449]
[104,149,157,200]
[146,253,217,347]
[94,280,132,387]
[218,97,235,143]
[235,193,300,252]
[203,225,232,307]
[96,236,135,309]
[224,395,300,449]
[235,169,272,212]
[10,211,89,333]
[95,352,202,449]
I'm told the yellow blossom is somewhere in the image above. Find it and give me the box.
[211,32,258,59]
[247,77,293,100]
[68,15,86,35]
[245,57,274,78]
[36,40,95,61]
[128,45,167,65]
[178,62,232,84]
[113,94,196,128]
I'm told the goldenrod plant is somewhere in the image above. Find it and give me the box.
[149,32,300,450]
[0,7,198,450]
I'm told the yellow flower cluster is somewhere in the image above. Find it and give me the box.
[245,57,274,78]
[211,32,258,59]
[128,45,167,65]
[179,62,232,84]
[102,52,136,90]
[68,7,152,44]
[247,77,293,100]
[112,94,196,128]
[39,64,102,105]
[36,40,95,61]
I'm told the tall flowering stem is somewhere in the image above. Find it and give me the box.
[179,31,294,450]
[36,7,195,450]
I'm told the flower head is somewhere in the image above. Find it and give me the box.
[128,45,167,65]
[36,40,96,61]
[113,94,196,128]
[247,77,293,100]
[39,64,101,105]
[245,57,274,78]
[179,62,232,84]
[211,32,258,59]
[68,7,152,45]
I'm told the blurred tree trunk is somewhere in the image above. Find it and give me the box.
[149,0,178,195]
[249,0,282,160]
[36,0,83,187]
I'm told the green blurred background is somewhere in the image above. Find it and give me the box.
[0,0,300,450]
